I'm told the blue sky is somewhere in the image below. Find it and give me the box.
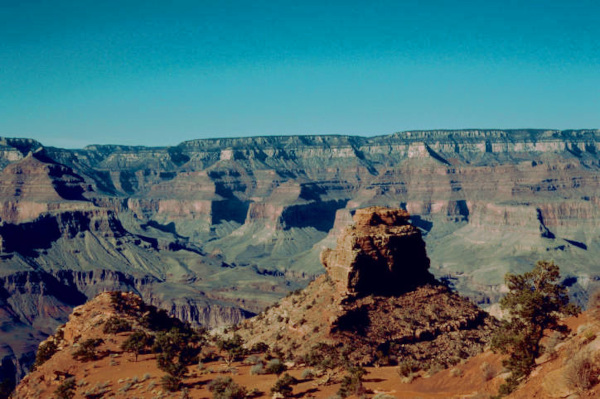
[1,0,598,148]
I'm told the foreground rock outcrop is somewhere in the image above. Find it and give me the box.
[12,291,194,399]
[11,290,500,399]
[238,207,495,368]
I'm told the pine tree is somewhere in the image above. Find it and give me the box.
[491,260,580,396]
[121,331,152,362]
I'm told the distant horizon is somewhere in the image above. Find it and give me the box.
[4,127,600,150]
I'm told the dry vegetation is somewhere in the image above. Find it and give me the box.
[15,291,508,399]
[16,288,600,399]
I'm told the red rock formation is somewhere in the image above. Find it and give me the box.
[238,207,494,368]
[321,206,433,297]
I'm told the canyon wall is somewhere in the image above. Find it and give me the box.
[1,129,600,387]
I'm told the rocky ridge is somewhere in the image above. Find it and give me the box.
[238,207,494,368]
[12,291,194,399]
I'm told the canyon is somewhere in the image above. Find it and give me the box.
[0,129,600,387]
[13,207,496,399]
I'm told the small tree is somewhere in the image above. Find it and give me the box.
[121,330,152,362]
[491,260,580,396]
[216,334,246,365]
[338,366,366,398]
[72,338,104,362]
[271,373,298,398]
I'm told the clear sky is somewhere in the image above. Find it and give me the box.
[1,0,598,148]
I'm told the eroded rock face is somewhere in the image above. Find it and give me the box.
[321,207,433,297]
[238,206,494,368]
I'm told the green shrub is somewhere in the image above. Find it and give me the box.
[450,368,464,377]
[242,355,263,365]
[34,340,58,369]
[103,317,132,334]
[304,343,340,370]
[250,342,269,354]
[479,362,495,382]
[397,358,420,377]
[265,358,287,375]
[271,373,298,398]
[301,369,315,379]
[250,364,264,375]
[161,374,182,392]
[208,377,247,399]
[54,377,76,399]
[564,350,599,392]
[72,338,103,362]
[158,357,188,378]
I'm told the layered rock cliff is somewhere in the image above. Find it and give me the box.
[1,129,599,388]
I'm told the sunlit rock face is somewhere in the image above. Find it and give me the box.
[321,207,433,297]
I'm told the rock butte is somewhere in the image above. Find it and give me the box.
[238,207,494,367]
[321,206,433,297]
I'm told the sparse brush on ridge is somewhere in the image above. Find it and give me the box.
[102,316,132,334]
[54,377,76,399]
[235,208,495,374]
[563,350,599,392]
